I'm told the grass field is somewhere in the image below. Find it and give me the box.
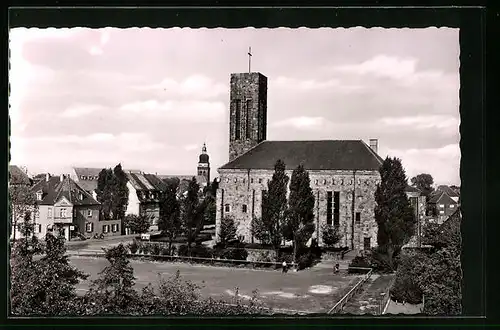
[70,256,361,314]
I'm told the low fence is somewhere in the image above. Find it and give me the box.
[68,250,295,270]
[378,276,395,315]
[327,267,373,314]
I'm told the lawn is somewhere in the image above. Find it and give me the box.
[70,256,361,314]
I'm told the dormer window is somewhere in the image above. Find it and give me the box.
[79,192,84,200]
[36,191,43,201]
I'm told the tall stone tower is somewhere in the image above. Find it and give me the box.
[197,143,210,184]
[229,72,268,161]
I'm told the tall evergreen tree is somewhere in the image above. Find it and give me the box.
[283,165,315,263]
[159,178,181,254]
[181,177,204,251]
[112,164,129,220]
[9,184,38,241]
[251,159,288,258]
[96,168,114,219]
[84,244,139,315]
[375,157,415,268]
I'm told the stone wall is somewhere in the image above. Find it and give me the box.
[246,248,277,263]
[216,168,381,251]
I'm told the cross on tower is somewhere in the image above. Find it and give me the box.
[248,47,252,73]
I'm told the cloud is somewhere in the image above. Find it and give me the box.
[378,115,459,130]
[59,104,107,118]
[272,76,363,93]
[333,55,418,80]
[120,100,225,122]
[135,74,228,99]
[271,116,330,130]
[384,144,460,185]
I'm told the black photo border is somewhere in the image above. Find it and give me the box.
[3,3,495,329]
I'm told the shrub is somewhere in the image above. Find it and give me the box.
[369,247,395,273]
[160,247,170,256]
[310,238,322,260]
[151,244,161,256]
[219,248,248,261]
[296,252,316,270]
[348,255,372,274]
[129,239,139,254]
[177,245,189,257]
[190,245,213,258]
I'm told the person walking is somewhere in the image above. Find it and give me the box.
[282,260,288,273]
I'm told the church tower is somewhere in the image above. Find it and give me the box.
[229,72,268,161]
[197,143,210,184]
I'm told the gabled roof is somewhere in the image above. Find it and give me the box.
[73,167,103,178]
[428,190,457,205]
[77,180,98,193]
[437,185,460,198]
[31,176,100,206]
[219,140,384,171]
[126,172,170,192]
[9,165,32,185]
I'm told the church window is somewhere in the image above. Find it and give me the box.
[243,178,246,184]
[327,191,333,225]
[364,237,371,250]
[334,192,340,226]
[251,178,254,183]
[235,100,241,140]
[225,204,231,212]
[258,178,262,184]
[340,179,344,185]
[356,212,361,224]
[323,179,327,185]
[245,99,252,139]
[226,178,230,183]
[315,179,318,185]
[242,204,248,213]
[358,178,361,185]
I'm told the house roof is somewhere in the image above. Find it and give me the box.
[428,190,457,205]
[159,175,208,187]
[31,176,100,206]
[9,165,32,185]
[126,172,171,192]
[405,185,421,193]
[77,180,98,193]
[73,167,103,178]
[219,140,384,171]
[437,185,460,198]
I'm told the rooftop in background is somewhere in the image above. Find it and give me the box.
[405,185,422,194]
[436,185,460,197]
[220,140,383,171]
[31,175,99,206]
[9,165,32,185]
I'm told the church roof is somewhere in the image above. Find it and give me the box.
[219,140,384,171]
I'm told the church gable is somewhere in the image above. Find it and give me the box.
[220,140,383,171]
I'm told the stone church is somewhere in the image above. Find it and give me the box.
[215,71,383,251]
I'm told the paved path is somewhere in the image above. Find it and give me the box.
[384,299,423,315]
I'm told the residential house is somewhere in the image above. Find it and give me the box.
[71,167,141,198]
[428,190,459,223]
[125,172,169,231]
[29,174,121,240]
[437,185,460,203]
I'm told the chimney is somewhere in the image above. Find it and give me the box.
[46,173,50,182]
[60,174,64,182]
[369,139,378,154]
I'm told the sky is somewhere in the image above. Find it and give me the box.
[9,27,460,186]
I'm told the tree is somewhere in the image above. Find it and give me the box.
[180,177,206,252]
[219,216,237,247]
[10,231,87,316]
[375,157,415,269]
[252,160,289,258]
[112,164,129,220]
[84,244,140,315]
[124,214,151,234]
[283,165,315,263]
[9,184,38,242]
[158,179,182,254]
[410,173,435,198]
[96,168,114,219]
[321,223,342,248]
[203,195,216,225]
